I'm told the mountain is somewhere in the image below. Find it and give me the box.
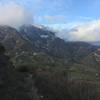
[90,41,100,46]
[0,25,33,53]
[0,25,100,100]
[19,25,98,61]
[0,25,98,67]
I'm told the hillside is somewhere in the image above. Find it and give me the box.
[0,25,100,80]
[0,44,40,100]
[0,25,98,67]
[0,25,100,100]
[0,43,100,100]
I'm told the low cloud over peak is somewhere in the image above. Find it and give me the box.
[57,20,100,41]
[0,2,33,28]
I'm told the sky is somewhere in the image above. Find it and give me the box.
[0,0,100,41]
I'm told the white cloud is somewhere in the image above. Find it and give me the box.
[57,20,100,41]
[0,2,33,28]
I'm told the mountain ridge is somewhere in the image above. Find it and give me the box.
[0,24,99,74]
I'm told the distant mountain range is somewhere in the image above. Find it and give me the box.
[90,41,100,46]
